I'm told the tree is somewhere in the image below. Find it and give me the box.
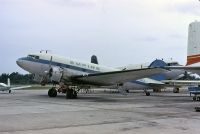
[0,72,36,84]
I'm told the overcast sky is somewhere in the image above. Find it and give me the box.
[0,0,200,74]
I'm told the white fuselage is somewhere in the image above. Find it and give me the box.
[17,53,118,80]
[16,53,185,90]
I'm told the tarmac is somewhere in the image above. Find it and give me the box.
[0,89,200,134]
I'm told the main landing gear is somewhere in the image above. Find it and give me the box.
[48,87,57,97]
[193,95,200,101]
[173,88,180,93]
[48,86,78,99]
[66,88,77,99]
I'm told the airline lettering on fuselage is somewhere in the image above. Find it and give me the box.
[69,61,100,71]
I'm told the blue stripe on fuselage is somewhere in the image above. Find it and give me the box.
[20,57,101,74]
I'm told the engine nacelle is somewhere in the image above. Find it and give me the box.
[49,67,63,83]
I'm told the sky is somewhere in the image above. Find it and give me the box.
[0,0,200,74]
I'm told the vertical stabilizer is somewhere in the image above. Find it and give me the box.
[7,78,10,87]
[187,21,200,66]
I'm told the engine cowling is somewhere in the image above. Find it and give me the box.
[49,67,63,83]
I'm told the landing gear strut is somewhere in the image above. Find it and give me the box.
[48,87,57,97]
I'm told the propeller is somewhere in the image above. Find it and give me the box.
[43,56,53,84]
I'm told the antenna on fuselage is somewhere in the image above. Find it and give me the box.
[40,50,51,53]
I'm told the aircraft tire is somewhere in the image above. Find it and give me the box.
[73,91,77,98]
[66,89,73,99]
[48,88,57,97]
[173,88,179,93]
[146,92,150,96]
[193,96,197,101]
[66,89,77,99]
[9,90,11,93]
[126,89,129,93]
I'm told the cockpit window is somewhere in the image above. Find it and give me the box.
[28,55,39,60]
[35,56,39,59]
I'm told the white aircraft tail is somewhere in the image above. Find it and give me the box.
[187,21,200,66]
[7,78,11,87]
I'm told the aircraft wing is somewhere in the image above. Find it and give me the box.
[71,68,167,86]
[11,85,32,90]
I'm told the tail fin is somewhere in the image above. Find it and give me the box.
[187,21,200,66]
[91,55,98,64]
[7,78,10,87]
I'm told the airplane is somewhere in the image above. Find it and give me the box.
[16,21,200,99]
[16,50,172,99]
[0,78,31,93]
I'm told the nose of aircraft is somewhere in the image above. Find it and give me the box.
[16,58,24,68]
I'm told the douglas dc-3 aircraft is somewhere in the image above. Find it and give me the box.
[16,21,200,99]
[16,52,170,98]
[0,78,31,93]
